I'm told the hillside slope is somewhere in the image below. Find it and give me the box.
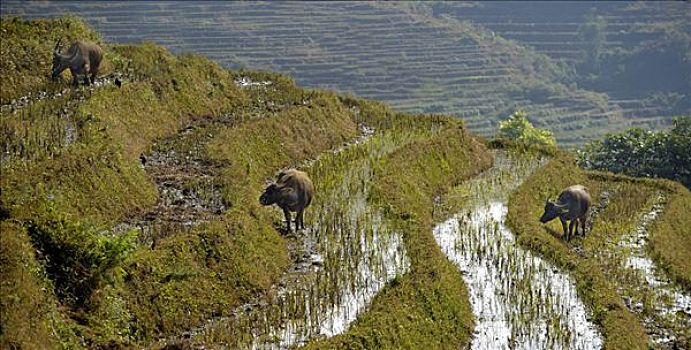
[434,1,690,128]
[0,17,492,349]
[3,1,684,145]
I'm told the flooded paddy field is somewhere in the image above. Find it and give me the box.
[164,129,438,349]
[585,190,691,349]
[434,152,604,349]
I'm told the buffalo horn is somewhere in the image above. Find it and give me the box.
[54,38,62,53]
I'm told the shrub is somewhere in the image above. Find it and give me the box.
[497,110,556,146]
[577,116,691,187]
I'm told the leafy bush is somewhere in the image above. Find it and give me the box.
[577,116,691,187]
[497,110,556,146]
[27,203,139,307]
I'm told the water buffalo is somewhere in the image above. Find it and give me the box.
[51,39,103,86]
[260,169,314,232]
[539,185,591,240]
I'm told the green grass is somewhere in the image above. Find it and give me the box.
[0,221,80,350]
[506,152,649,349]
[1,16,490,348]
[3,14,687,350]
[0,16,359,348]
[303,122,492,349]
[646,182,691,291]
[506,148,691,349]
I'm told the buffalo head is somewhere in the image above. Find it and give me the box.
[539,199,567,223]
[51,38,72,80]
[259,182,279,206]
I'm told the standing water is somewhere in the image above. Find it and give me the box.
[433,152,603,349]
[618,195,691,347]
[185,130,419,349]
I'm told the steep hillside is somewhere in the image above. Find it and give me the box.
[3,15,689,350]
[2,1,677,145]
[434,1,691,126]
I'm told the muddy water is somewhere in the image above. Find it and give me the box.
[618,196,691,348]
[433,152,603,350]
[185,131,415,349]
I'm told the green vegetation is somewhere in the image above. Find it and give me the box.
[304,120,492,349]
[2,14,689,350]
[578,116,691,188]
[0,221,79,350]
[507,152,649,349]
[0,16,107,104]
[507,148,691,349]
[497,110,557,146]
[1,16,495,349]
[5,1,678,146]
[648,182,691,291]
[0,16,356,348]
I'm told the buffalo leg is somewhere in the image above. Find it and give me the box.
[83,63,91,85]
[295,210,301,230]
[90,68,98,85]
[297,210,305,230]
[283,208,292,232]
[560,217,569,240]
[580,216,587,236]
[569,220,577,238]
[69,68,79,86]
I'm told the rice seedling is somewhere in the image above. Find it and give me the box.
[434,151,603,349]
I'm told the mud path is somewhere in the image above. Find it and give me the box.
[434,152,603,350]
[110,118,227,246]
[170,130,421,349]
[108,76,295,244]
[0,73,125,111]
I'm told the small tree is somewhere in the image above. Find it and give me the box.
[498,110,556,146]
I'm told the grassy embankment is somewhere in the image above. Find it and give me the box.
[0,16,358,348]
[1,16,494,349]
[506,150,691,349]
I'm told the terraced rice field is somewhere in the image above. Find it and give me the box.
[438,3,684,59]
[172,128,418,349]
[437,2,690,125]
[4,1,686,146]
[434,152,603,349]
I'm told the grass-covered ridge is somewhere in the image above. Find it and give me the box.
[506,150,691,349]
[0,16,106,104]
[0,16,356,348]
[4,14,687,350]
